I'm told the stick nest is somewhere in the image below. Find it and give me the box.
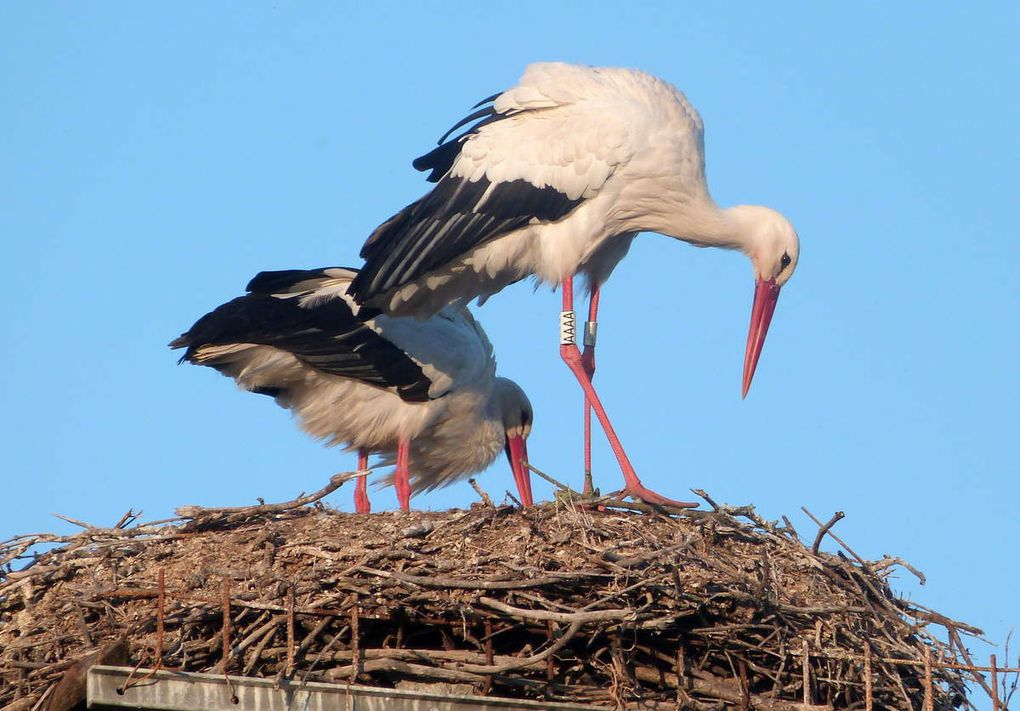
[1,486,983,710]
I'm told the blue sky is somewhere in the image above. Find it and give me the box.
[2,3,1017,702]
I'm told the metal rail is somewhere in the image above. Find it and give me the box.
[87,664,594,711]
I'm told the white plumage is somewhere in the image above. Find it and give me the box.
[172,267,534,512]
[350,62,801,507]
[352,63,797,317]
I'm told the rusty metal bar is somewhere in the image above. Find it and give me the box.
[89,664,595,710]
[864,644,873,711]
[286,587,295,676]
[121,569,169,692]
[220,578,236,703]
[990,654,1000,711]
[155,568,165,670]
[546,621,556,681]
[923,647,933,711]
[220,578,231,673]
[739,659,750,711]
[350,604,361,684]
[482,619,494,694]
[802,639,811,705]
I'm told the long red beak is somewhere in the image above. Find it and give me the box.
[742,278,781,399]
[504,435,533,507]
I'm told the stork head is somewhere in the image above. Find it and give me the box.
[493,377,534,507]
[726,205,800,398]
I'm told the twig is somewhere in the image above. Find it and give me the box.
[456,620,584,674]
[478,596,634,623]
[176,471,356,518]
[114,510,139,529]
[910,602,985,637]
[692,489,720,510]
[801,507,869,571]
[810,511,845,555]
[872,556,927,585]
[781,515,801,541]
[524,462,578,495]
[356,566,602,590]
[50,514,95,530]
[468,478,494,507]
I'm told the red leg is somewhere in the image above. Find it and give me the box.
[354,448,371,514]
[582,286,601,495]
[394,437,412,512]
[560,278,697,509]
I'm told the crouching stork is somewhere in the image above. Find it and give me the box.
[171,267,534,512]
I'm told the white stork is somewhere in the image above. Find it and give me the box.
[349,62,800,507]
[171,267,534,512]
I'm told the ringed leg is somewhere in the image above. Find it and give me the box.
[582,286,601,496]
[560,278,697,509]
[393,437,412,512]
[354,448,371,514]
[582,286,601,379]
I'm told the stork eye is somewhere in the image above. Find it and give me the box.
[520,410,532,427]
[779,252,791,271]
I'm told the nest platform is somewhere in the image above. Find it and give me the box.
[1,481,984,710]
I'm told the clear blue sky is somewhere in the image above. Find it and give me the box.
[2,3,1017,701]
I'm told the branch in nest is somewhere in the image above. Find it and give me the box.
[356,566,602,591]
[175,471,359,520]
[477,596,635,624]
[810,511,845,555]
[872,555,927,585]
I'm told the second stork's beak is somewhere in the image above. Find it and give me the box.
[742,278,781,399]
[504,435,533,507]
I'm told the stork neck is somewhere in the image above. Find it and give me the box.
[642,197,753,253]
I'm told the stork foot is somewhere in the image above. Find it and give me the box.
[612,483,699,510]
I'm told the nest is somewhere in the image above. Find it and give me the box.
[0,479,984,710]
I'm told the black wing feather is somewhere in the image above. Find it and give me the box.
[350,96,583,304]
[471,91,502,109]
[352,175,581,301]
[172,270,433,402]
[413,110,507,182]
[436,105,497,145]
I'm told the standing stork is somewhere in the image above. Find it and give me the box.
[171,267,534,512]
[349,62,800,508]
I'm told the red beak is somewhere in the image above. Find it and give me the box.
[504,435,533,507]
[742,278,781,399]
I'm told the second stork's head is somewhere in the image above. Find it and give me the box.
[493,377,535,507]
[725,205,800,398]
